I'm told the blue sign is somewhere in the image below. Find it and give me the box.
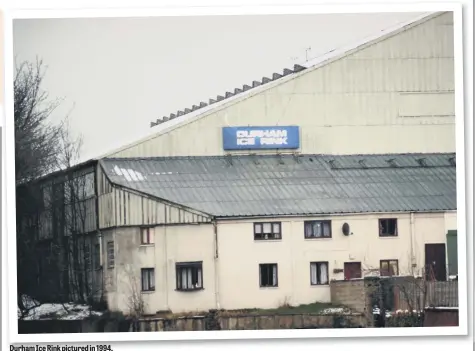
[222,126,300,150]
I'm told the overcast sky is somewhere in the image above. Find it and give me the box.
[13,12,425,162]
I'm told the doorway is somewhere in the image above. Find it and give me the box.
[425,243,447,281]
[344,262,362,280]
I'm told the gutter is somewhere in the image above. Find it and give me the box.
[215,210,453,222]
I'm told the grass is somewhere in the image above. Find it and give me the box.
[222,302,339,316]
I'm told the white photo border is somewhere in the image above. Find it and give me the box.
[2,0,469,344]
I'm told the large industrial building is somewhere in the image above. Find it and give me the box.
[17,11,458,315]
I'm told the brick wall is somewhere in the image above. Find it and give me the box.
[131,313,367,332]
[330,279,366,313]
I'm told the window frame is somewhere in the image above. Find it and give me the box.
[304,220,332,239]
[380,259,399,277]
[140,227,152,245]
[141,268,156,292]
[259,263,279,288]
[175,261,204,292]
[310,261,330,286]
[253,222,282,241]
[379,218,398,237]
[107,241,115,269]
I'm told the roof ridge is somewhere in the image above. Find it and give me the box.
[149,64,306,128]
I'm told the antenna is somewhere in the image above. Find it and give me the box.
[305,47,312,62]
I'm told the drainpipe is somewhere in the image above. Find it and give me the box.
[213,221,221,310]
[164,225,170,311]
[410,213,416,275]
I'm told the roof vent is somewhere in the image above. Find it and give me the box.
[417,158,428,167]
[358,160,367,169]
[386,159,398,168]
[283,68,293,76]
[293,64,306,72]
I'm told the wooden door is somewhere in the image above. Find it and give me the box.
[425,243,447,281]
[344,262,362,280]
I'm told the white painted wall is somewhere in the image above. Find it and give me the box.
[104,224,216,315]
[105,210,456,314]
[108,12,455,158]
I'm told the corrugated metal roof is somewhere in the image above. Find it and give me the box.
[100,153,456,218]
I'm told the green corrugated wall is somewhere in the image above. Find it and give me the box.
[446,230,458,276]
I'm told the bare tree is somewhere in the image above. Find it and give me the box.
[15,58,85,315]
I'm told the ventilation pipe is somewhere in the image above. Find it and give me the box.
[213,221,221,310]
[410,213,416,275]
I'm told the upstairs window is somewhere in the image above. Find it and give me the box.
[176,262,203,291]
[304,220,332,239]
[379,218,398,237]
[140,228,153,245]
[254,222,281,240]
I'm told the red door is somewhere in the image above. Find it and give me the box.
[344,262,362,280]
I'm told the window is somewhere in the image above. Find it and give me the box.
[94,244,101,269]
[42,184,52,209]
[84,245,91,271]
[380,260,399,276]
[254,222,281,240]
[107,241,114,268]
[379,218,398,237]
[140,228,153,245]
[310,262,329,285]
[304,221,331,238]
[259,263,278,287]
[141,268,155,291]
[176,262,203,291]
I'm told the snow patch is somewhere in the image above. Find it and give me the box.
[321,307,353,315]
[112,165,145,181]
[19,300,103,321]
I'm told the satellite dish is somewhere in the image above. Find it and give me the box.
[342,223,350,236]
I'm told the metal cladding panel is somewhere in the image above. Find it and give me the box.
[100,153,456,218]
